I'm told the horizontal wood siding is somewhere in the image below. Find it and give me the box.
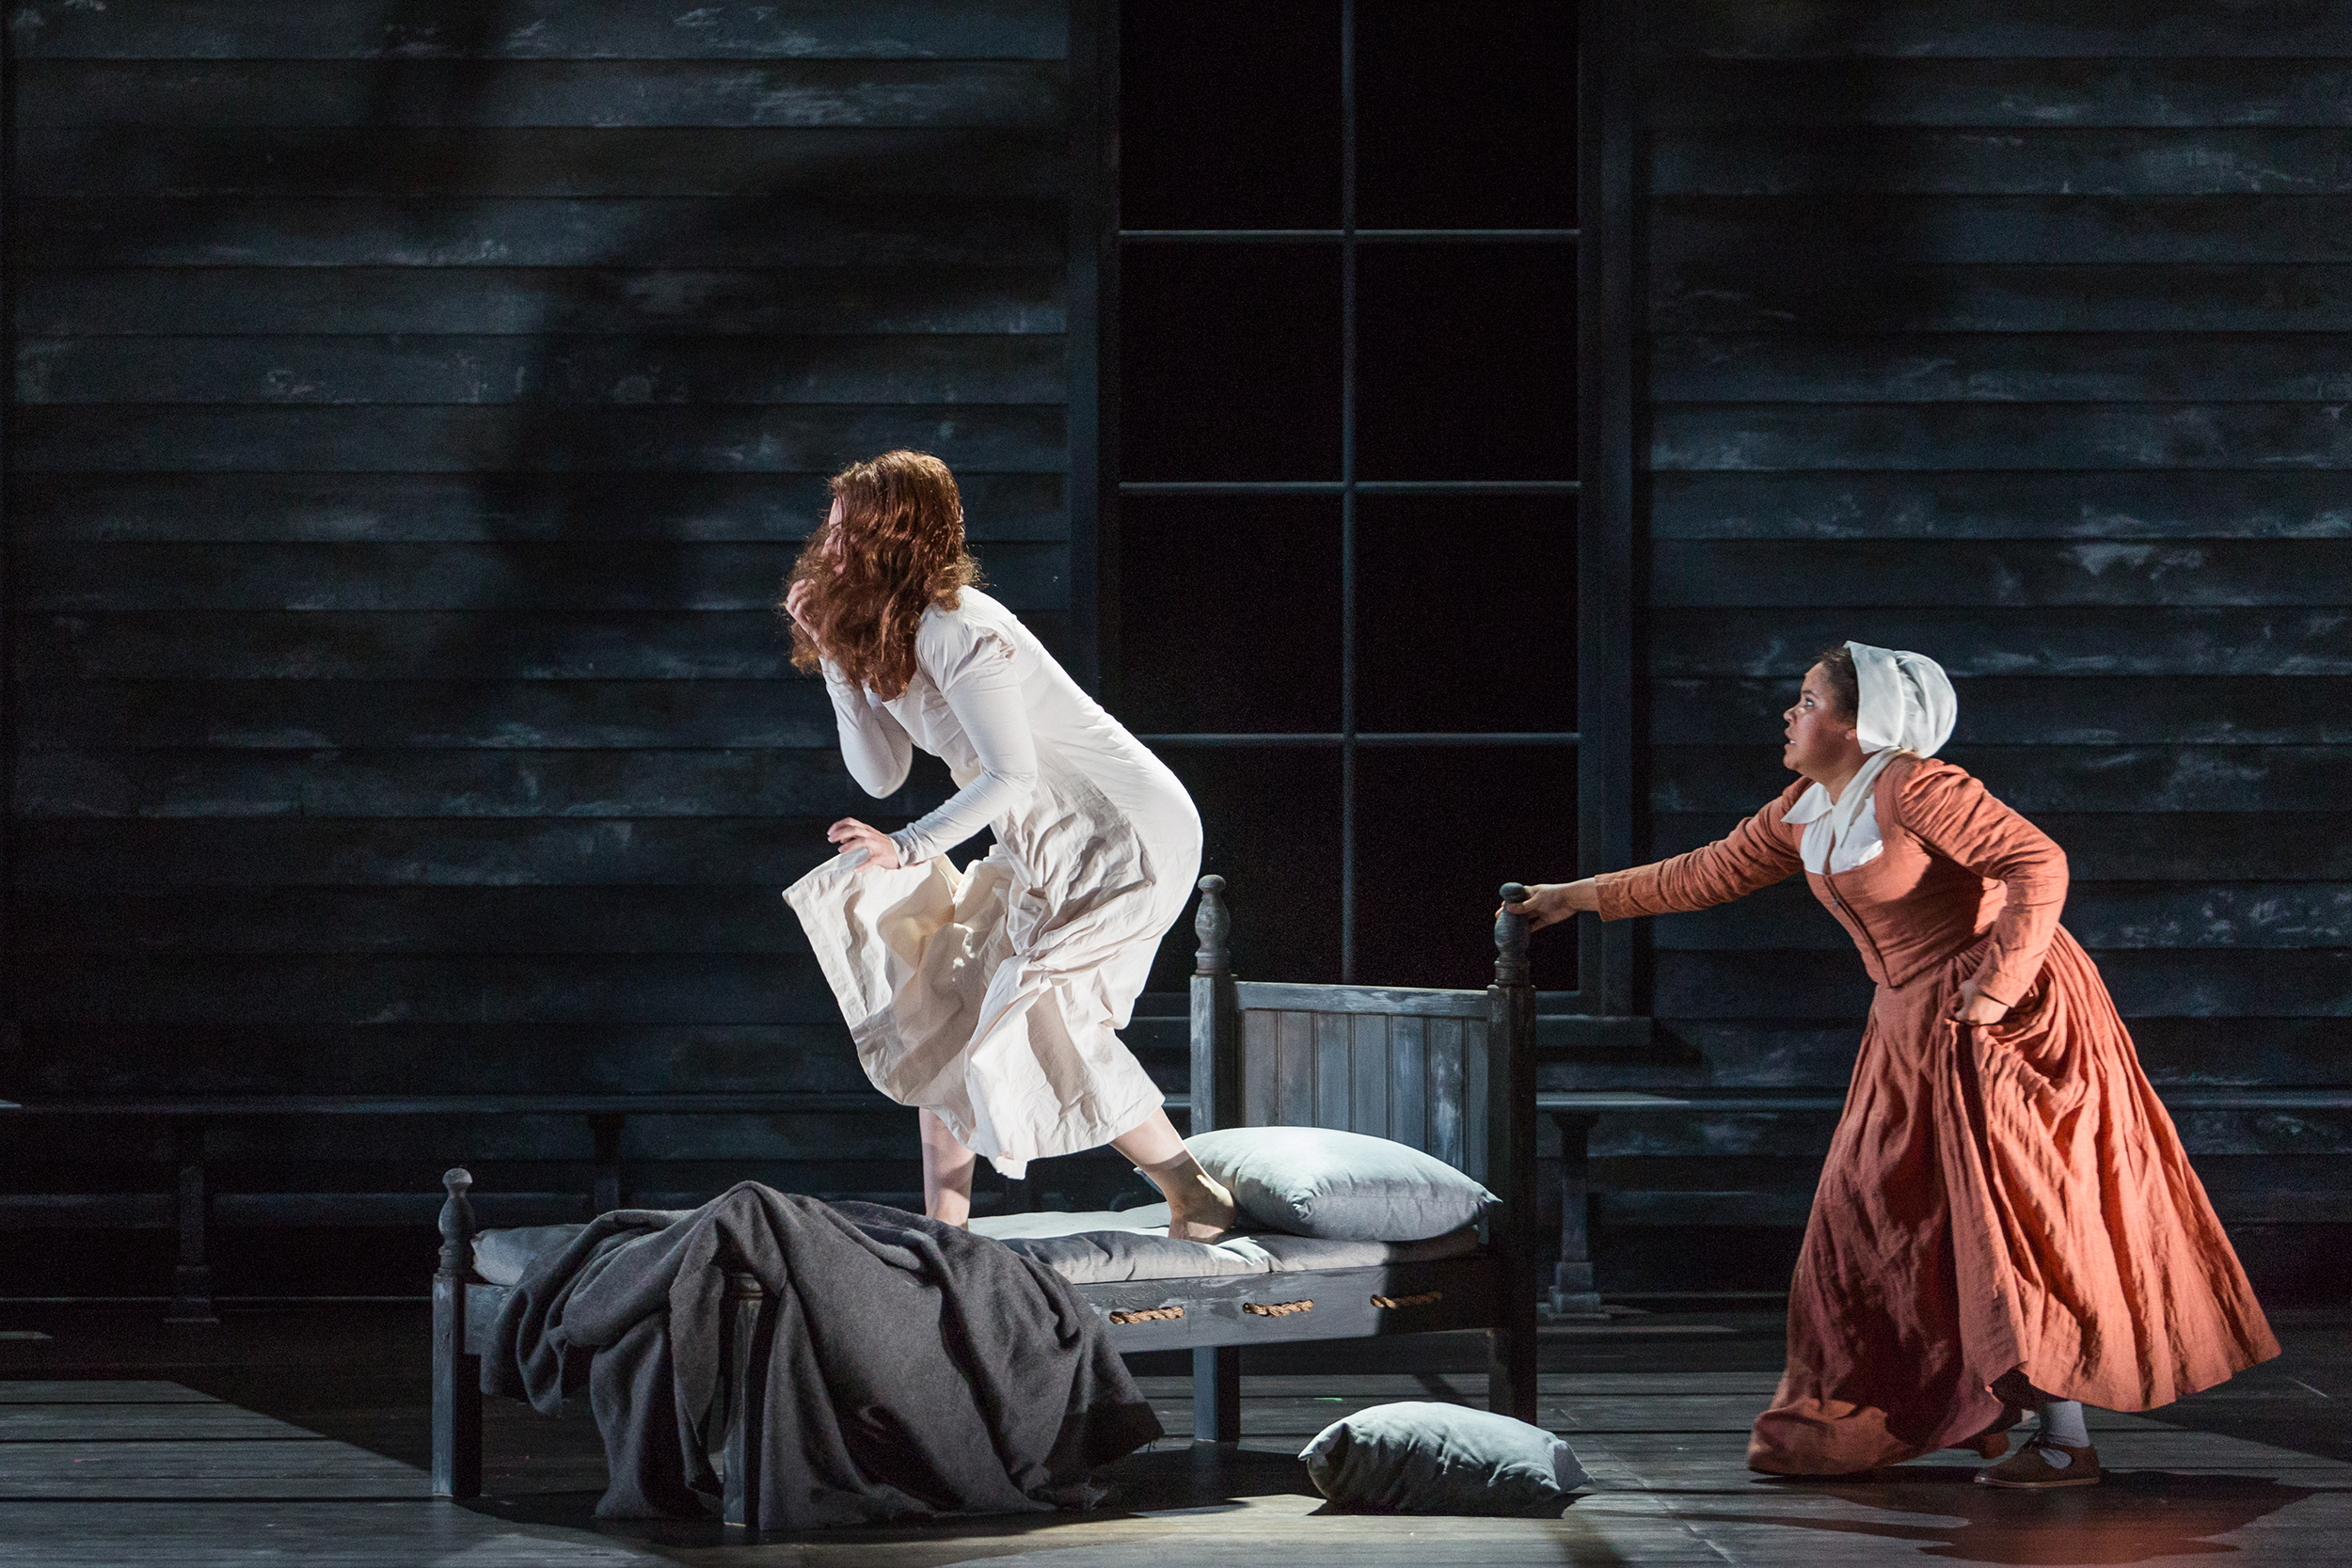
[6,3,1073,1219]
[1614,0,2352,1283]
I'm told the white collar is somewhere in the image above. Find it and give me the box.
[1791,751,1910,876]
[1785,783,1833,826]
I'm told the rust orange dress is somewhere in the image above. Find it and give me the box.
[1597,754,2279,1475]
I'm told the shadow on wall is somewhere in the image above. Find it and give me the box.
[29,0,1062,730]
[19,0,1072,1101]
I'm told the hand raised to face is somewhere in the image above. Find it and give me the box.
[786,578,821,641]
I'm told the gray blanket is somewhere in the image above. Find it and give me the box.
[483,1183,1163,1528]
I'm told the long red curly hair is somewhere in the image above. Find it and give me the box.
[783,450,982,699]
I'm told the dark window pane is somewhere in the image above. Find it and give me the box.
[1120,0,1342,230]
[1357,495,1575,734]
[1355,747,1577,991]
[1357,245,1575,481]
[1117,496,1341,733]
[1140,748,1343,991]
[1120,244,1342,482]
[1356,0,1577,230]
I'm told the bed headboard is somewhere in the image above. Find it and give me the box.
[1185,875,1536,1200]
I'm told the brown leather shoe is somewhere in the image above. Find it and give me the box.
[1975,1433,2101,1489]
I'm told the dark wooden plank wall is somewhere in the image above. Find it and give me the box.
[4,0,1077,1266]
[1599,0,2352,1292]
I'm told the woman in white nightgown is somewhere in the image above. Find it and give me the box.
[780,450,1234,1237]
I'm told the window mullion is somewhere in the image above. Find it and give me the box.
[1339,0,1360,985]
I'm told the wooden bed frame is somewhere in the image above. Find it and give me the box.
[430,875,1538,1519]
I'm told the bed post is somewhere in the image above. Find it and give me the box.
[1486,885,1539,1424]
[1187,875,1242,1443]
[432,1167,484,1499]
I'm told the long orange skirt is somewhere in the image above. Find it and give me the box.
[1747,928,2280,1474]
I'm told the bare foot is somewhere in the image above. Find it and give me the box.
[1111,1117,1240,1240]
[1163,1169,1238,1242]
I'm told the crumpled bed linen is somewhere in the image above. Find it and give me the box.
[481,1184,1161,1528]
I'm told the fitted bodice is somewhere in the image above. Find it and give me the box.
[1597,755,2069,1005]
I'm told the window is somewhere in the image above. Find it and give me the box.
[1073,0,1633,1009]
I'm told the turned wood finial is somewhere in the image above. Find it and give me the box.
[1194,875,1231,976]
[1495,883,1533,989]
[437,1167,475,1279]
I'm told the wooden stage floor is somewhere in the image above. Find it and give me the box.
[3,1303,2346,1566]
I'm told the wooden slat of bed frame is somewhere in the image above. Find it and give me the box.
[1464,1020,1491,1187]
[1243,1009,1279,1130]
[1068,1256,1500,1354]
[1428,1017,1465,1171]
[1277,1011,1314,1128]
[1391,1013,1427,1153]
[1314,1013,1351,1131]
[1351,1013,1391,1140]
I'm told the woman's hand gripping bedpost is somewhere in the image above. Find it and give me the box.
[1504,879,1601,933]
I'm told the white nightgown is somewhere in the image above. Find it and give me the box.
[783,588,1201,1179]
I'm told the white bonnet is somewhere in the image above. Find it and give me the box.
[1846,641,1956,758]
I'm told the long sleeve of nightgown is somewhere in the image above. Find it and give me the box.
[824,662,914,798]
[886,628,1039,866]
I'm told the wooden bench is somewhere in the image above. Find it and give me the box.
[7,1082,2351,1324]
[1534,1085,2352,1316]
[0,1091,913,1322]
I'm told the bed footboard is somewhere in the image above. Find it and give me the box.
[1183,878,1540,1430]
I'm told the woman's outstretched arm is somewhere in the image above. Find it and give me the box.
[1514,790,1806,932]
[1506,877,1600,931]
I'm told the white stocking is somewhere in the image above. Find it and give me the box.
[2037,1400,2090,1454]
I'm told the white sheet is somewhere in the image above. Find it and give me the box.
[471,1205,1480,1290]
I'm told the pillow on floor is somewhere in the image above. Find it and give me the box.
[1300,1402,1587,1516]
[1184,1127,1495,1241]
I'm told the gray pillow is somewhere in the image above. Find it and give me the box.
[1300,1402,1587,1516]
[1184,1127,1495,1241]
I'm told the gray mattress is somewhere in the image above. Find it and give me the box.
[471,1202,1478,1290]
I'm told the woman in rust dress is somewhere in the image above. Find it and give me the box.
[1511,642,2277,1487]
